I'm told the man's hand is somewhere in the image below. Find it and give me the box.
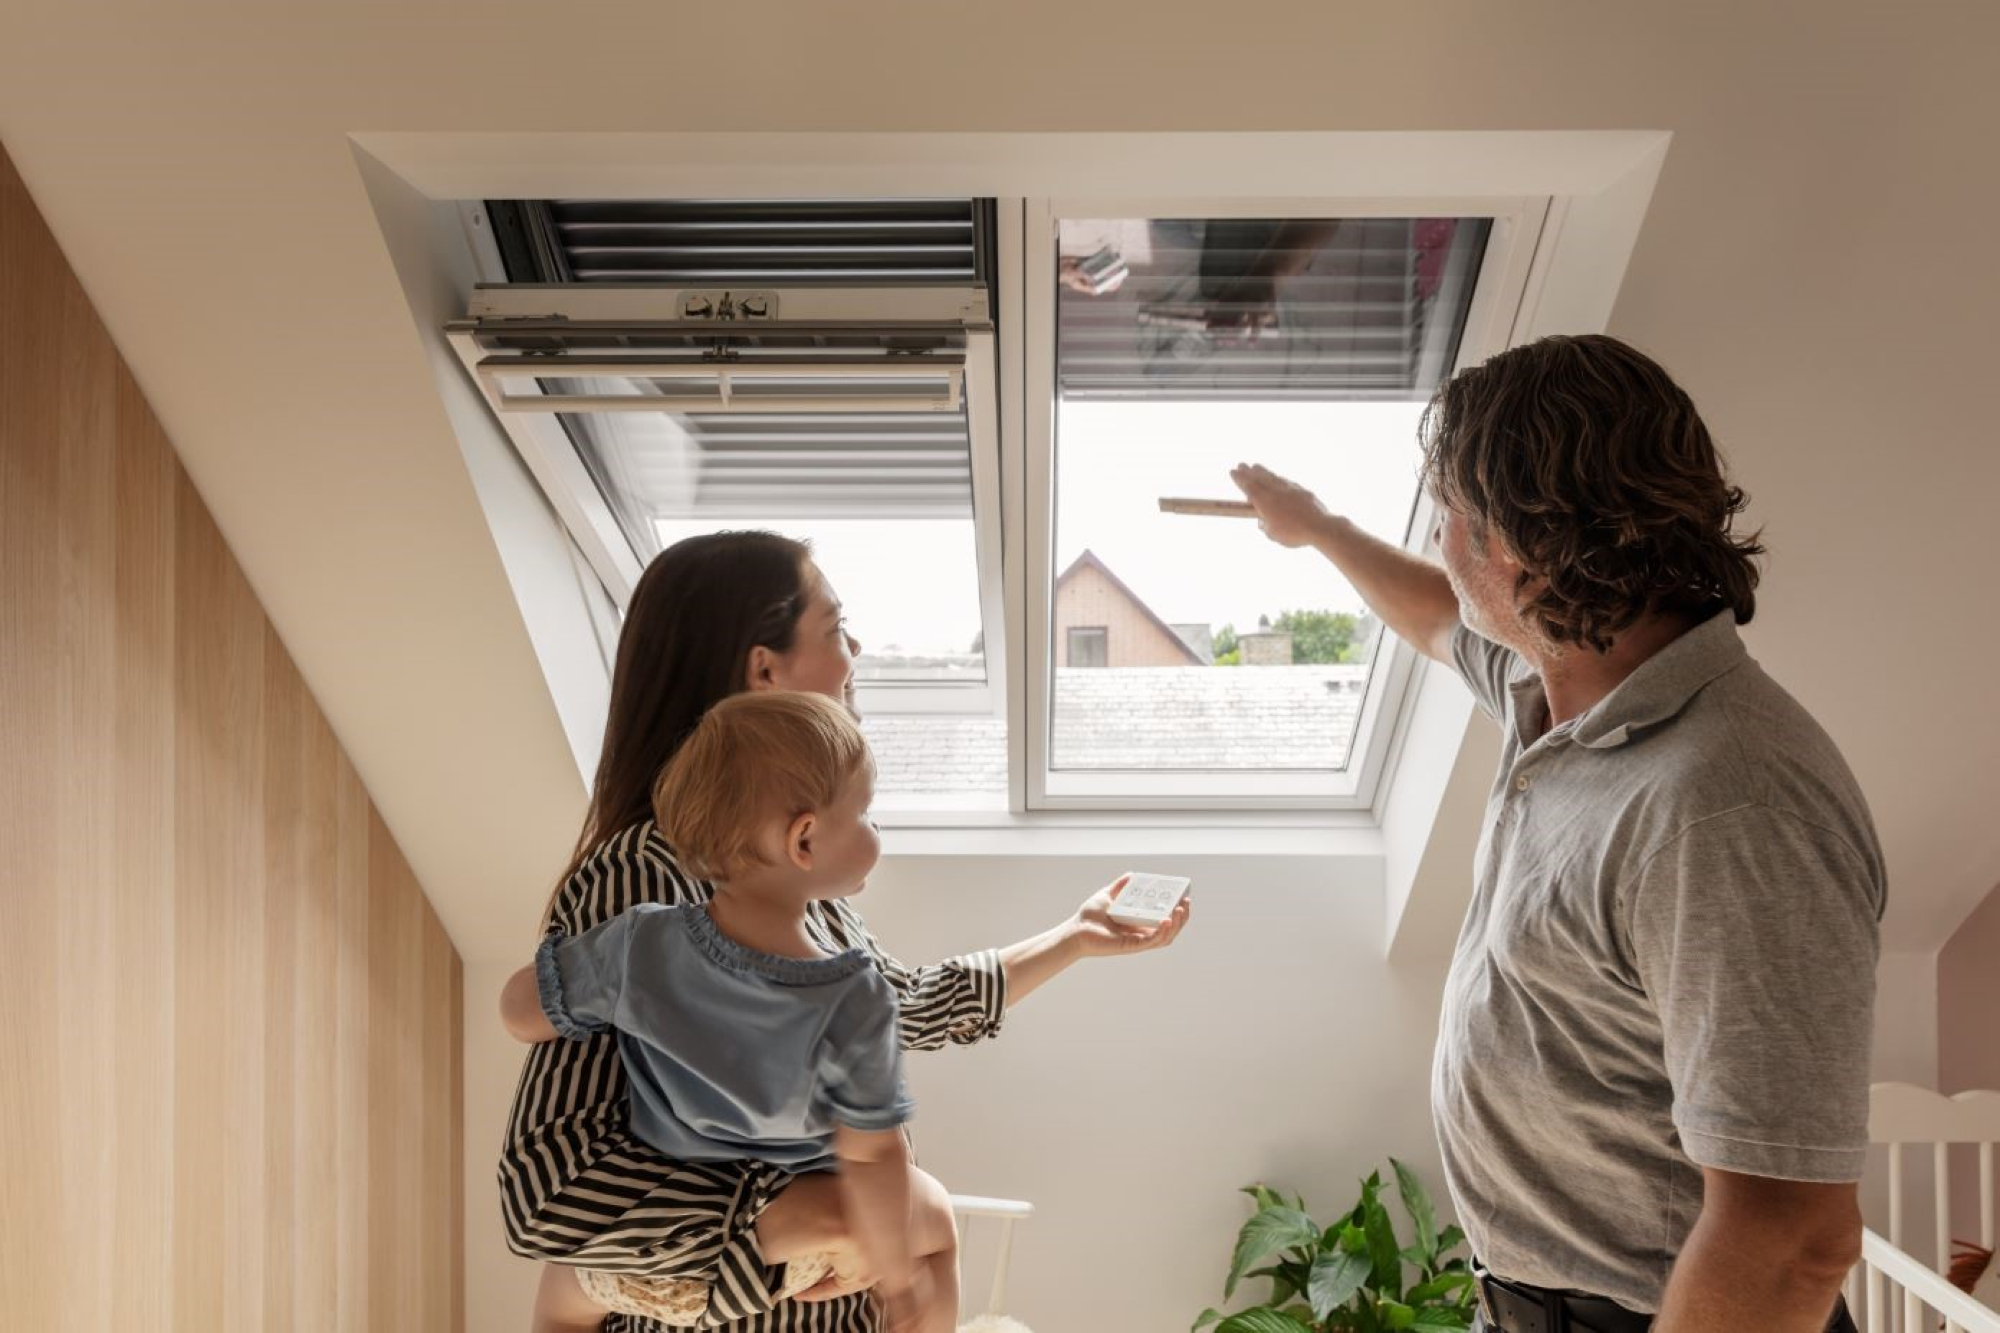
[1231,463,1336,549]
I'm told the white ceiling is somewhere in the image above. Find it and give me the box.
[2,0,1993,957]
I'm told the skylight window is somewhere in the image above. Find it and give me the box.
[452,194,1543,814]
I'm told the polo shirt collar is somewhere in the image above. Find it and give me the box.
[1507,610,1749,751]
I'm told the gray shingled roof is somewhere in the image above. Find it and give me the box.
[864,664,1371,794]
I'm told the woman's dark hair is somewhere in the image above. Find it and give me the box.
[553,531,813,903]
[1418,333,1765,653]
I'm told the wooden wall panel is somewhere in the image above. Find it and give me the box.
[0,143,463,1331]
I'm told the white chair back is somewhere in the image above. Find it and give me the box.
[949,1194,1034,1318]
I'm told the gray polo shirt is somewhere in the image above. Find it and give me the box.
[1433,612,1885,1313]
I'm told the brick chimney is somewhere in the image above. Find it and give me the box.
[1238,629,1294,666]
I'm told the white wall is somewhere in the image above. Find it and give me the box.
[1859,951,1943,1269]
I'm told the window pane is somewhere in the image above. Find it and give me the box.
[861,713,1008,799]
[653,516,985,684]
[1050,215,1487,774]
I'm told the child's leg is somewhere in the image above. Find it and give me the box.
[532,1263,610,1333]
[908,1169,961,1333]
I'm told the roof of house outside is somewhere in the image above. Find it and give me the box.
[864,663,1370,794]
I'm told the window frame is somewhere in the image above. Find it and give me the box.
[1018,195,1550,811]
[445,282,1010,721]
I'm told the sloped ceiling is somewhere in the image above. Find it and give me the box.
[1,0,1992,957]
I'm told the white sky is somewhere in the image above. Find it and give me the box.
[653,401,1426,659]
[1055,399,1427,631]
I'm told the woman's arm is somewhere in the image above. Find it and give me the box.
[998,874,1190,1006]
[816,897,1008,1051]
[815,873,1191,1045]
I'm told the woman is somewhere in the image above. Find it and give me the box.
[499,531,1191,1333]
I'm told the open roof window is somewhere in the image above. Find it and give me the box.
[1022,200,1540,810]
[450,190,1548,815]
[450,200,1010,747]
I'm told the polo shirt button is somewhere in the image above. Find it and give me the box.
[1515,775,1531,792]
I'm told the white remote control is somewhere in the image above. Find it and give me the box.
[1107,872,1191,927]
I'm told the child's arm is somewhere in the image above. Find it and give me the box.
[500,963,558,1043]
[503,907,654,1045]
[821,972,922,1320]
[831,1124,916,1297]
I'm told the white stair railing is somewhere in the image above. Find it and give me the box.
[1847,1228,2000,1333]
[1850,1084,2000,1333]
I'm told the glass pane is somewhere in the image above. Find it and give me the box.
[1050,215,1488,773]
[861,714,1007,799]
[555,363,984,686]
[653,516,985,684]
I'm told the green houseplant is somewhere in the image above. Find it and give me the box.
[1192,1159,1479,1333]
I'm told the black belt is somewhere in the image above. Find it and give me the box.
[1473,1265,1858,1333]
[1473,1266,1650,1333]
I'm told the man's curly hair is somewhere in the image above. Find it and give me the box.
[1419,333,1765,653]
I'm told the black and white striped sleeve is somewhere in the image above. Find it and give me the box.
[816,898,1008,1052]
[494,825,797,1322]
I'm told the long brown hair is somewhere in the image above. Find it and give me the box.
[550,531,813,914]
[1419,333,1764,653]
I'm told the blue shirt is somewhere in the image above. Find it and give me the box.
[536,903,913,1173]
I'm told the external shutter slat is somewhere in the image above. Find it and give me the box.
[588,402,975,523]
[500,199,988,286]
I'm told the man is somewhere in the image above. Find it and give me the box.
[1234,334,1882,1333]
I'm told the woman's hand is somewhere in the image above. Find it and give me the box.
[755,1172,848,1265]
[757,1176,882,1304]
[999,875,1194,1008]
[1067,874,1193,959]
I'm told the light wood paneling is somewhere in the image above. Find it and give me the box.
[1,144,463,1331]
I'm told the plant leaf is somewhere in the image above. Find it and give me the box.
[1409,1316,1474,1333]
[1307,1248,1372,1320]
[1406,1272,1476,1304]
[1243,1184,1286,1211]
[1361,1190,1403,1298]
[1390,1159,1439,1266]
[1378,1299,1417,1330]
[1435,1225,1466,1257]
[1248,1263,1302,1307]
[1227,1207,1321,1300]
[1216,1310,1316,1333]
[1192,1309,1226,1333]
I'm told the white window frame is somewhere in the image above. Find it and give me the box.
[1019,195,1549,811]
[445,282,1010,720]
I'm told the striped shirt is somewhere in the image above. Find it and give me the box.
[498,822,1007,1332]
